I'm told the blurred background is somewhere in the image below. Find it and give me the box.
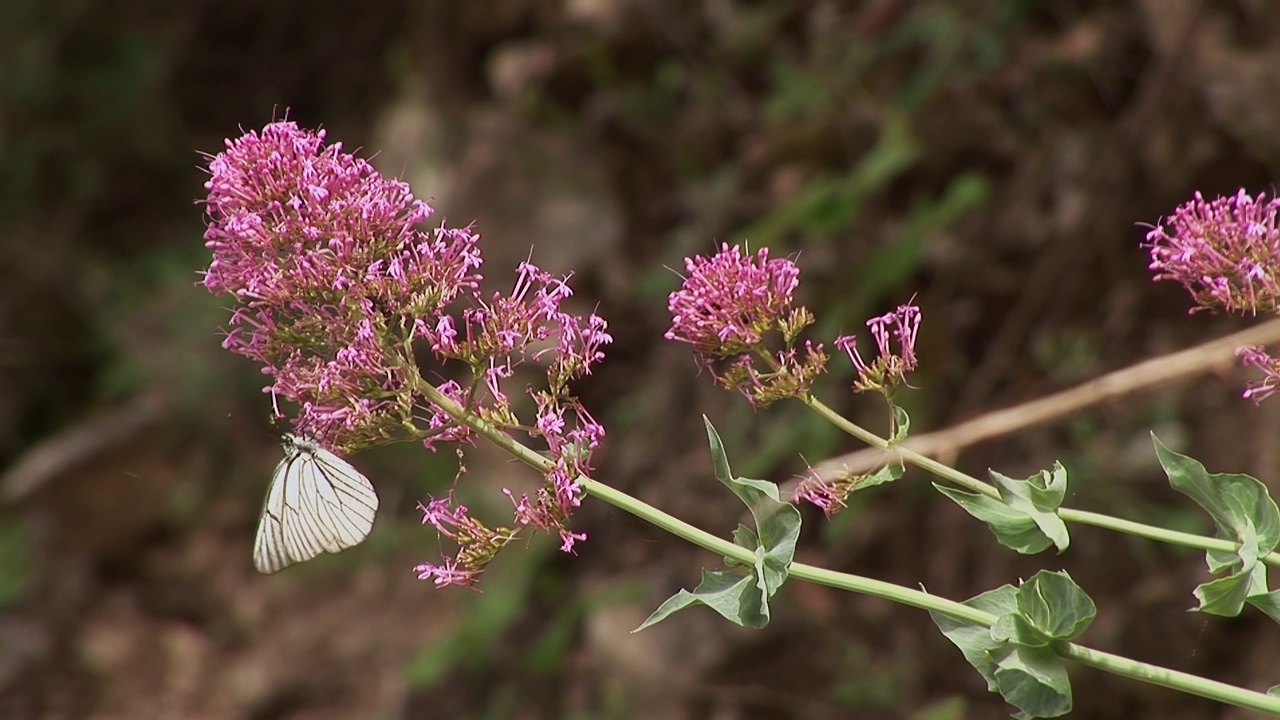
[2,0,1279,718]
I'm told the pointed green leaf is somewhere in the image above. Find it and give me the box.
[634,569,767,631]
[934,484,1055,554]
[934,579,1078,718]
[1268,684,1280,698]
[1026,463,1068,509]
[1154,434,1280,559]
[704,417,800,597]
[1206,548,1240,575]
[1192,559,1266,618]
[1193,572,1253,617]
[726,524,757,570]
[639,420,802,632]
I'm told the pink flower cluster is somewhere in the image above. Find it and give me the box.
[793,468,859,517]
[1147,189,1280,315]
[202,121,482,444]
[1147,189,1280,404]
[664,243,925,516]
[665,244,828,406]
[665,243,923,407]
[202,121,611,586]
[834,304,921,395]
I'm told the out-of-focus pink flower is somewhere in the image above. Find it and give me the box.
[414,498,516,588]
[1239,346,1280,403]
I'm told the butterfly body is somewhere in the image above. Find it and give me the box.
[253,434,378,573]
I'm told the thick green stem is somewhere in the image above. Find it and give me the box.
[801,395,1280,566]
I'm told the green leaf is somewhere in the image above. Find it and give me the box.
[732,523,758,551]
[1192,559,1268,617]
[990,465,1070,552]
[634,569,767,630]
[1013,571,1096,642]
[934,485,1054,554]
[1193,572,1254,617]
[891,404,911,443]
[1246,589,1280,626]
[636,418,801,630]
[704,417,800,597]
[1268,683,1280,698]
[931,585,1018,690]
[859,457,905,492]
[989,644,1073,719]
[1154,434,1280,561]
[933,576,1081,718]
[1154,434,1280,621]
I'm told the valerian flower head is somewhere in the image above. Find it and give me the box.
[666,243,826,405]
[666,243,801,354]
[835,303,921,395]
[202,120,611,587]
[1147,189,1280,315]
[202,120,482,446]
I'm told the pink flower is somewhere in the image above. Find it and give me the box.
[1239,346,1280,403]
[202,120,481,446]
[665,243,826,405]
[415,558,483,589]
[834,303,922,395]
[201,120,611,585]
[666,244,801,355]
[415,499,516,588]
[794,474,847,516]
[793,466,866,517]
[1147,189,1280,315]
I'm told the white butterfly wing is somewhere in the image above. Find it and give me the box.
[253,437,379,574]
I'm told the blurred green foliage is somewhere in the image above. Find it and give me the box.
[0,517,30,608]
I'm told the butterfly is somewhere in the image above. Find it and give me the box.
[253,434,379,573]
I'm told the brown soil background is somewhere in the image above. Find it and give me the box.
[2,1,1279,718]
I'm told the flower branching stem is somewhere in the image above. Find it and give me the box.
[801,394,1280,566]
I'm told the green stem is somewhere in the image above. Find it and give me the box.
[1059,643,1280,714]
[580,475,1280,714]
[805,395,997,498]
[418,382,554,475]
[1057,508,1248,556]
[802,395,1280,566]
[578,477,995,626]
[411,384,1280,712]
